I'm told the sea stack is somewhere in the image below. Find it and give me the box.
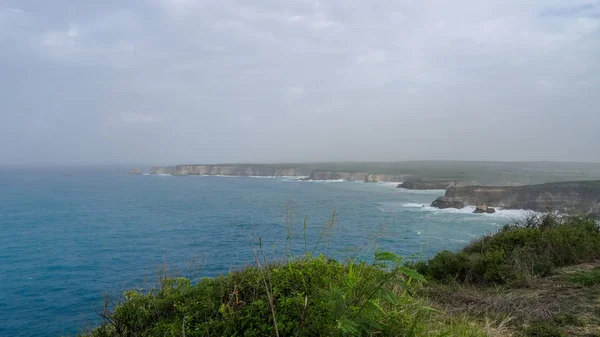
[473,204,496,214]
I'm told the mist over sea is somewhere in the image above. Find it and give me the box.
[0,168,528,336]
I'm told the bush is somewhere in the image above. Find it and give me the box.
[83,252,486,337]
[415,216,600,284]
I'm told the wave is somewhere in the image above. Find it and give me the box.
[375,181,403,187]
[302,179,347,183]
[395,188,447,195]
[378,202,535,219]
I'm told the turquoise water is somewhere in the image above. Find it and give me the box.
[0,168,525,336]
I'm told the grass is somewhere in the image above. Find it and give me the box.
[82,255,490,337]
[565,267,600,286]
[414,214,600,336]
[81,213,489,337]
[81,214,600,336]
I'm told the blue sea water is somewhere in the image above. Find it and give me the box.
[0,168,527,336]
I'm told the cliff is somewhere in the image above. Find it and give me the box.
[150,165,309,177]
[431,181,600,217]
[149,165,409,181]
[149,166,177,175]
[398,180,455,190]
[307,171,407,182]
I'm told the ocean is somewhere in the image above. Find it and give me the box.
[0,168,528,336]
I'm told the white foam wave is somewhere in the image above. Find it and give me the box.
[380,202,535,218]
[302,179,347,183]
[247,175,307,180]
[375,181,403,187]
[395,188,447,195]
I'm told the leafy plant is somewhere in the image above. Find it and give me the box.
[415,215,600,284]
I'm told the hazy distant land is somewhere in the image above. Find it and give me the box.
[146,161,600,186]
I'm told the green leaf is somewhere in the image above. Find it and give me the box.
[375,250,400,263]
[336,317,360,335]
[398,266,426,281]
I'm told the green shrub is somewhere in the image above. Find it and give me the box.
[414,251,471,282]
[83,252,486,337]
[416,216,600,285]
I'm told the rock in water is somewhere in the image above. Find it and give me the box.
[129,168,142,175]
[473,205,486,214]
[431,197,465,209]
[473,204,496,214]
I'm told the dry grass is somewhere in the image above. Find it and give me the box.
[421,261,600,336]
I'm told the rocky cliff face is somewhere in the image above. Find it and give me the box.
[150,165,406,182]
[365,174,407,182]
[150,165,309,177]
[398,181,455,190]
[431,181,600,217]
[149,166,177,175]
[307,171,407,182]
[307,171,369,181]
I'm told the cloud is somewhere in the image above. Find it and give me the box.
[119,112,157,125]
[1,0,600,164]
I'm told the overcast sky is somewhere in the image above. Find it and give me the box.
[1,0,599,165]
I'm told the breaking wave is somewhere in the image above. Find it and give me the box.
[378,202,534,219]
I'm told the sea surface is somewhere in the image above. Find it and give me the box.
[0,168,529,336]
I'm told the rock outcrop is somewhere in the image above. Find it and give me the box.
[431,197,465,209]
[430,181,600,217]
[473,204,496,214]
[129,168,142,175]
[397,180,455,190]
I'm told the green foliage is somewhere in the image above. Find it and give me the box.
[415,215,600,284]
[566,267,600,286]
[83,251,482,337]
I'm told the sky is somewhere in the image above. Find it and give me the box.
[1,0,599,166]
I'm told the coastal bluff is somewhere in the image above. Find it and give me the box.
[150,165,309,177]
[306,171,406,182]
[397,180,456,190]
[431,181,600,217]
[148,166,408,182]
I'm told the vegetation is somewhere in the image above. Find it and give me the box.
[565,267,600,287]
[83,215,486,337]
[415,214,600,337]
[84,254,491,337]
[413,214,600,285]
[82,214,600,336]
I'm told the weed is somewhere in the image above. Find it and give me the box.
[565,267,600,287]
[522,322,566,337]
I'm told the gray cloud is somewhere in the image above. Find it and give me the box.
[1,0,599,165]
